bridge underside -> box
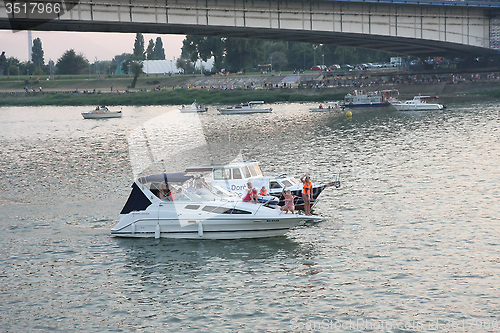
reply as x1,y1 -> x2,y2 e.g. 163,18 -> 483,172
1,0 -> 498,57
2,19 -> 488,57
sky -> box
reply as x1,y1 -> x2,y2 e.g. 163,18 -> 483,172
0,31 -> 185,63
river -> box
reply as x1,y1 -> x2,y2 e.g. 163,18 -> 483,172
0,100 -> 498,332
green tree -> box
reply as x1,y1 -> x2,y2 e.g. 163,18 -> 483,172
0,51 -> 6,75
133,33 -> 145,59
154,37 -> 165,60
31,38 -> 44,68
176,57 -> 195,74
56,49 -> 89,74
130,60 -> 143,88
224,38 -> 264,71
146,39 -> 155,60
269,51 -> 288,71
182,36 -> 225,72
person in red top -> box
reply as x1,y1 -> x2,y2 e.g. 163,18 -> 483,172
300,174 -> 313,216
242,182 -> 258,203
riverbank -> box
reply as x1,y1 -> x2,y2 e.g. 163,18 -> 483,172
1,72 -> 500,106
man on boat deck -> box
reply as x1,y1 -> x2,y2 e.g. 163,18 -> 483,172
300,174 -> 314,216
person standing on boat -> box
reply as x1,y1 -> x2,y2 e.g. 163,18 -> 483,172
301,174 -> 313,216
281,186 -> 296,214
242,182 -> 258,203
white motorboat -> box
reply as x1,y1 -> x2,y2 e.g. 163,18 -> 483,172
111,172 -> 321,239
185,161 -> 340,211
310,101 -> 341,112
217,101 -> 272,115
392,96 -> 444,111
343,90 -> 397,108
82,106 -> 122,119
179,101 -> 208,113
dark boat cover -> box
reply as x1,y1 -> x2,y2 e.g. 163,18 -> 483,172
120,182 -> 152,214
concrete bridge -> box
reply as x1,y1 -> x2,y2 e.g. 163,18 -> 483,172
1,0 -> 500,56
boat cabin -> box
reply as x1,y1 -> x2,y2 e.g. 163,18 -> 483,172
185,161 -> 302,197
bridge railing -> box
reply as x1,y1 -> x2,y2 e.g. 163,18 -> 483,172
327,0 -> 500,8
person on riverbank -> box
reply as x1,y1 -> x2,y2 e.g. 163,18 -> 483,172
242,182 -> 258,203
300,174 -> 313,216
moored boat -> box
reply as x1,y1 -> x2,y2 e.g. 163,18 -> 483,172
111,172 -> 321,239
185,161 -> 340,211
217,101 -> 272,114
391,96 -> 444,111
82,106 -> 122,119
179,101 -> 208,113
343,90 -> 397,108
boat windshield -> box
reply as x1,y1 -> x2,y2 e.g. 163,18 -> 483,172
138,173 -> 238,202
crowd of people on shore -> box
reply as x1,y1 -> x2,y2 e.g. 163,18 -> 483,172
9,70 -> 500,95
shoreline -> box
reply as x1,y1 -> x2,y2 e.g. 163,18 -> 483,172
1,73 -> 500,106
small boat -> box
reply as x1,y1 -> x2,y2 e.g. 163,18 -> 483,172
392,96 -> 444,111
217,101 -> 272,115
111,172 -> 322,239
179,101 -> 208,113
185,161 -> 340,211
310,101 -> 341,112
343,90 -> 397,108
82,106 -> 122,119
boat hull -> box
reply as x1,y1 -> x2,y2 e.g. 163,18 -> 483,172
82,111 -> 122,119
180,108 -> 208,113
393,105 -> 443,111
344,102 -> 390,108
111,215 -> 319,239
218,108 -> 272,115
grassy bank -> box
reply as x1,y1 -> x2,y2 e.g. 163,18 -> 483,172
2,72 -> 500,106
0,88 -> 347,107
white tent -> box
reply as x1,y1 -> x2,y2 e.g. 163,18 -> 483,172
142,60 -> 180,74
142,59 -> 214,74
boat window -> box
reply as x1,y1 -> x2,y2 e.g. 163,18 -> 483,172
201,206 -> 251,214
242,166 -> 251,178
248,165 -> 257,177
185,205 -> 200,210
232,168 -> 242,179
224,208 -> 251,215
270,181 -> 282,189
253,164 -> 262,176
282,180 -> 293,187
213,168 -> 231,180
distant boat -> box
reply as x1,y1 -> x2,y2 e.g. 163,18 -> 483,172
310,101 -> 341,112
392,96 -> 444,111
82,106 -> 122,119
343,90 -> 397,107
217,101 -> 272,115
179,101 -> 208,113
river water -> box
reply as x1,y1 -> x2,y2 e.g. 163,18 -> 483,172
0,100 -> 498,332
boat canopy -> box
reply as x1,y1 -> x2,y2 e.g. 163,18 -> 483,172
137,173 -> 193,184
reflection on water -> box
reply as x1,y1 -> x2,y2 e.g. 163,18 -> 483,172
0,101 -> 499,332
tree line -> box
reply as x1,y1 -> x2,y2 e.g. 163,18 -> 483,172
179,36 -> 394,73
0,33 -> 166,77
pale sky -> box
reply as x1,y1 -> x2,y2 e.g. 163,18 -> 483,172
0,31 -> 185,63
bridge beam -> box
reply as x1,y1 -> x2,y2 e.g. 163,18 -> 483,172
0,0 -> 498,56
